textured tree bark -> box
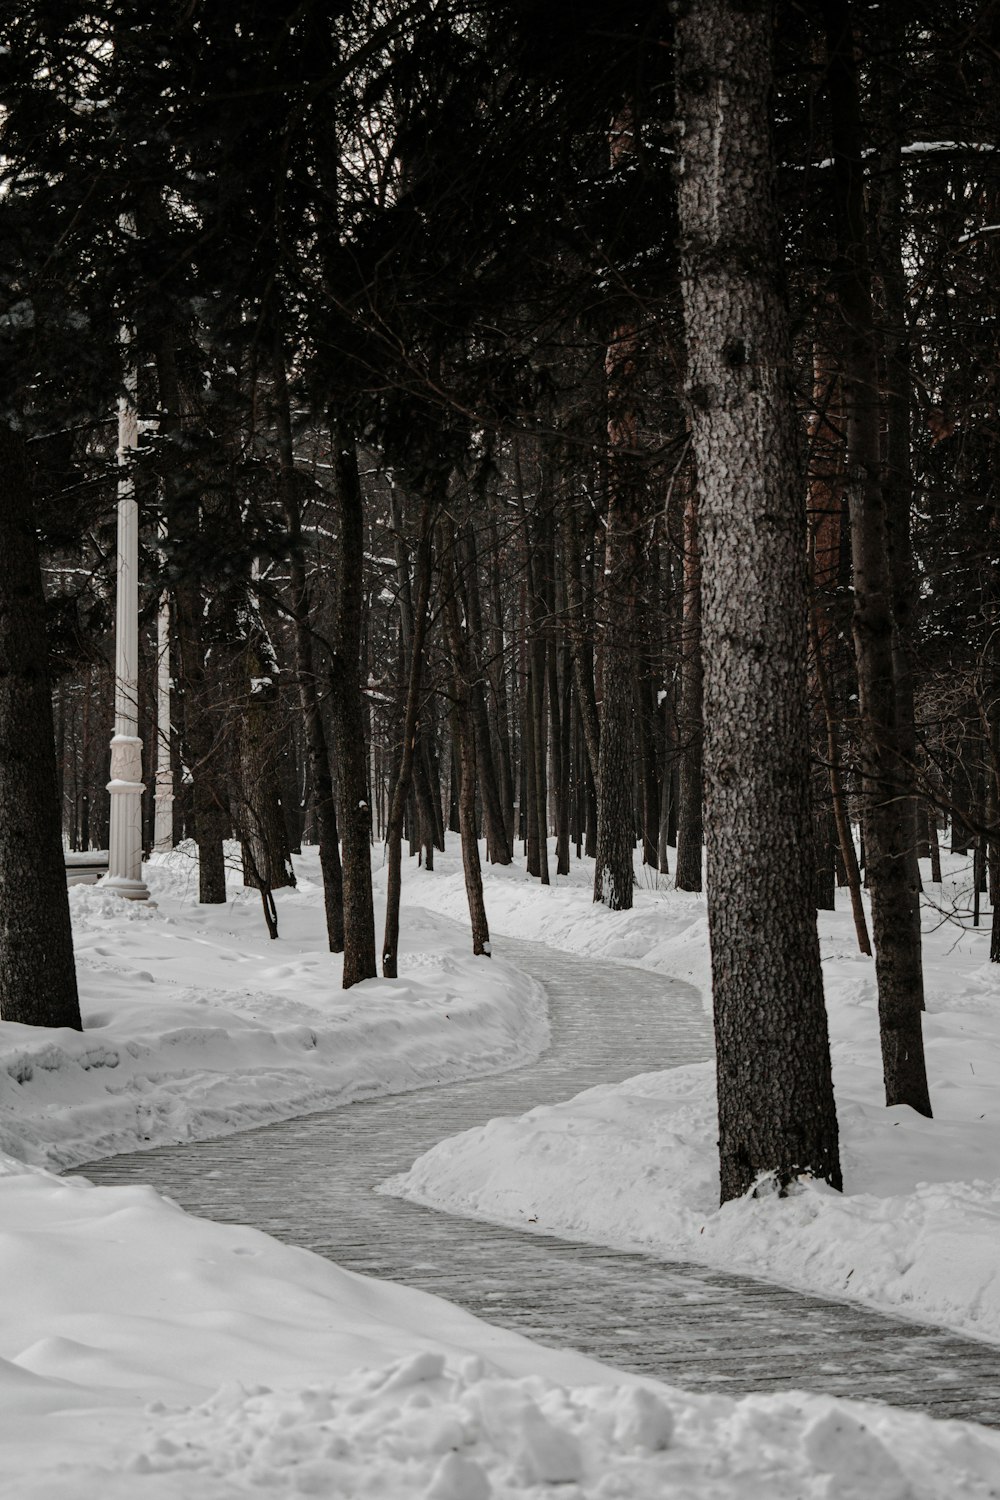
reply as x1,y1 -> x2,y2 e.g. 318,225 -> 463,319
383,503 -> 433,978
950,725 -> 973,854
486,513 -> 516,851
674,483 -> 703,892
676,0 -> 842,1202
439,528 -> 491,954
554,638 -> 573,876
529,630 -> 550,885
811,613 -> 872,956
415,739 -> 443,859
522,660 -> 539,874
929,813 -> 942,885
593,320 -> 640,911
807,318 -> 848,913
235,633 -> 295,911
635,673 -> 661,870
0,425 -> 83,1030
273,345 -> 343,951
327,430 -> 377,988
823,0 -> 931,1111
458,523 -> 513,866
876,20 -> 922,902
516,457 -> 551,883
439,523 -> 512,868
560,498 -> 601,788
156,340 -> 228,905
452,690 -> 491,956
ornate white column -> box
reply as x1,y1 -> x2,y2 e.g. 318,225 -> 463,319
153,582 -> 174,852
105,345 -> 150,899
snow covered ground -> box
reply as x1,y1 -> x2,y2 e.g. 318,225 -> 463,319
3,850 -> 547,1172
2,841 -> 1000,1493
389,845 -> 1000,1351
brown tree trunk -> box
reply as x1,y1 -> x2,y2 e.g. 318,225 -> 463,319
486,513 -> 516,851
594,315 -> 640,910
237,643 -> 295,892
272,344 -> 344,950
808,308 -> 849,913
560,496 -> 601,787
812,615 -> 872,956
328,429 -> 376,987
824,0 -> 931,1111
440,528 -> 491,954
554,638 -> 573,876
0,425 -> 82,1030
677,0 -> 842,1202
157,340 -> 228,905
876,22 -> 922,901
458,522 -> 513,865
383,503 -> 433,977
674,482 -> 704,891
929,812 -> 943,885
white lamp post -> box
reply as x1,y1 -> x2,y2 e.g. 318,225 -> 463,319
104,345 -> 150,900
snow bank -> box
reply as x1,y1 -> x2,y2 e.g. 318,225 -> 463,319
0,841 -> 997,1493
3,1153 -> 1000,1498
387,846 -> 714,1003
0,848 -> 547,1171
389,845 -> 1000,1347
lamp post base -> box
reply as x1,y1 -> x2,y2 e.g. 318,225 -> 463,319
100,874 -> 151,901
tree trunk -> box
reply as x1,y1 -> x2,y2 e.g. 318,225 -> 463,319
677,0 -> 842,1202
328,429 -> 376,987
674,482 -> 704,891
0,425 -> 82,1030
383,503 -> 433,977
929,812 -> 942,884
876,20 -> 922,903
236,633 -> 295,906
824,0 -> 931,1110
272,343 -> 344,950
554,638 -> 573,875
459,523 -> 513,865
560,497 -> 601,788
812,614 -> 872,956
156,339 -> 228,905
593,319 -> 640,910
440,523 -> 491,956
452,695 -> 491,956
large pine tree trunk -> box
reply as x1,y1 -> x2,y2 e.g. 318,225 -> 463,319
0,425 -> 82,1030
823,0 -> 931,1114
676,0 -> 842,1203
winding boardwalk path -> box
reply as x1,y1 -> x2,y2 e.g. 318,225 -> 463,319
80,932 -> 1000,1426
